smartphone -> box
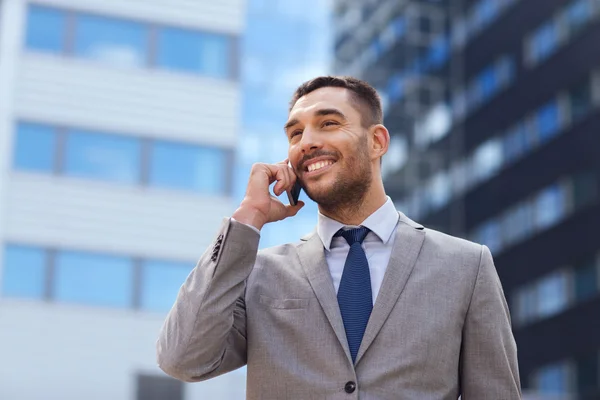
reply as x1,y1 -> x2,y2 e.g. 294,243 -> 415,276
287,180 -> 302,206
286,161 -> 303,206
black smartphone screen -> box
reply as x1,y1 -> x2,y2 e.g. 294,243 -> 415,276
287,180 -> 302,206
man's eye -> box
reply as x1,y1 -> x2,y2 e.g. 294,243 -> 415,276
291,130 -> 303,138
322,121 -> 338,127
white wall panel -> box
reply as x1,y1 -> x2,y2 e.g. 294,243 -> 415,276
33,0 -> 246,34
3,174 -> 234,261
0,300 -> 247,400
14,55 -> 240,148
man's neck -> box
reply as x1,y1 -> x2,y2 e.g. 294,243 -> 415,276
319,190 -> 388,226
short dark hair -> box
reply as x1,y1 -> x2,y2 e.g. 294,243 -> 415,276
289,76 -> 383,128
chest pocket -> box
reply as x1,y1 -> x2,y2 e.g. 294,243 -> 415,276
259,294 -> 310,309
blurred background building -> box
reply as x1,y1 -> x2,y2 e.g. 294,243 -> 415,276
0,0 -> 246,398
0,0 -> 332,399
333,0 -> 600,398
2,0 -> 600,398
235,0 -> 332,248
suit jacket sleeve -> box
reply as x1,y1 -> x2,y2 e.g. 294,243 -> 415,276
156,218 -> 260,382
460,245 -> 522,399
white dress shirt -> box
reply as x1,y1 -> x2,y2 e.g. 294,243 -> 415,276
316,197 -> 399,305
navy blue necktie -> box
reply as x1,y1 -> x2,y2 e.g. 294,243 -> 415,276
335,227 -> 372,363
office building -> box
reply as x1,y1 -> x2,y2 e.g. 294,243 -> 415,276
0,0 -> 245,399
334,0 -> 600,397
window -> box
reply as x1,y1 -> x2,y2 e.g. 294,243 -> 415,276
2,245 -> 46,299
64,130 -> 141,183
503,203 -> 534,245
478,67 -> 497,101
136,374 -> 183,400
54,251 -> 134,308
565,0 -> 592,34
503,122 -> 530,163
387,74 -> 405,101
534,184 -> 565,229
472,139 -> 503,182
535,100 -> 562,142
13,123 -> 56,172
537,271 -> 570,318
25,5 -> 66,53
140,260 -> 192,312
533,362 -> 572,394
514,286 -> 537,325
528,20 -> 560,65
149,141 -> 228,194
157,28 -> 231,78
574,259 -> 598,302
426,35 -> 449,69
475,220 -> 502,254
74,14 -> 148,67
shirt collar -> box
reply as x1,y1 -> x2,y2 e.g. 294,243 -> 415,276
317,196 -> 399,251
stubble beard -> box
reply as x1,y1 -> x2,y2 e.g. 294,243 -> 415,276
302,139 -> 373,218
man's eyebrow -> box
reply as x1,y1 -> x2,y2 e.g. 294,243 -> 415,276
314,108 -> 347,120
284,108 -> 347,133
284,118 -> 300,132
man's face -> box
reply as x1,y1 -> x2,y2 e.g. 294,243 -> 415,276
285,87 -> 374,208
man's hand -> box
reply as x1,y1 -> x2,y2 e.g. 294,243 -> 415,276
232,160 -> 305,231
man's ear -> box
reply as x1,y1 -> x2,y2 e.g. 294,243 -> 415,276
370,124 -> 390,161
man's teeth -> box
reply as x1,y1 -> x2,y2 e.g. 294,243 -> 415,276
307,160 -> 334,172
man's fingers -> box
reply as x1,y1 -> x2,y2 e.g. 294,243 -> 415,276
286,201 -> 305,217
272,165 -> 290,196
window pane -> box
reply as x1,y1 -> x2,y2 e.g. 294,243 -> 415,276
566,0 -> 592,33
536,363 -> 570,394
54,251 -> 133,307
530,21 -> 560,64
157,28 -> 230,78
473,139 -> 503,181
534,184 -> 565,229
64,130 -> 141,183
537,271 -> 569,318
141,260 -> 193,312
2,245 -> 46,299
150,141 -> 227,194
13,123 -> 56,172
75,14 -> 148,67
536,100 -> 561,142
25,5 -> 66,53
574,260 -> 597,302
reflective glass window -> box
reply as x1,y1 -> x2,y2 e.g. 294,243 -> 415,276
140,260 -> 193,312
74,14 -> 148,67
157,28 -> 231,78
25,5 -> 66,53
64,130 -> 141,183
54,251 -> 133,308
1,245 -> 46,299
149,141 -> 228,194
13,123 -> 56,172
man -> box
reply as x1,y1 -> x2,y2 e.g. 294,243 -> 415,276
157,76 -> 521,399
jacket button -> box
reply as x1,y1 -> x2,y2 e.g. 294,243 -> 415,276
344,381 -> 356,393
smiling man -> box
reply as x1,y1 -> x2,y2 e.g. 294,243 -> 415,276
157,76 -> 522,399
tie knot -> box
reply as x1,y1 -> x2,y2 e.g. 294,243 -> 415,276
335,226 -> 370,245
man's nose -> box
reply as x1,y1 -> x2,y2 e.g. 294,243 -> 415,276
299,128 -> 323,154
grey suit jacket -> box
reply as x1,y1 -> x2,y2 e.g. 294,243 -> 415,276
157,212 -> 521,399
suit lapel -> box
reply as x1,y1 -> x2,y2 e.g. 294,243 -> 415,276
354,212 -> 426,365
297,233 -> 352,364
